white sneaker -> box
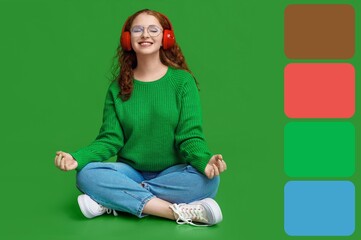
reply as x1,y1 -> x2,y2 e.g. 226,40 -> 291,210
169,198 -> 223,226
77,194 -> 118,219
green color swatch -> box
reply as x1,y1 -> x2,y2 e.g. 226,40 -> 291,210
284,122 -> 355,177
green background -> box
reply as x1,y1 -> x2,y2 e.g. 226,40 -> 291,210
0,0 -> 359,239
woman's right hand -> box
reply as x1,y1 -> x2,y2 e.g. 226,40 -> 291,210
54,151 -> 78,171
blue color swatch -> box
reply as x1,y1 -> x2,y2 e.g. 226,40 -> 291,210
284,181 -> 355,236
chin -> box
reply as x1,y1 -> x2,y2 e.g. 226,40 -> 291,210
134,48 -> 161,56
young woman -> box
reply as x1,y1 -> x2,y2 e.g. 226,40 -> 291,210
54,9 -> 227,226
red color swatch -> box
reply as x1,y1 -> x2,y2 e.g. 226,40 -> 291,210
284,63 -> 354,118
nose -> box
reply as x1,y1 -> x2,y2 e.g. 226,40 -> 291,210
141,28 -> 150,38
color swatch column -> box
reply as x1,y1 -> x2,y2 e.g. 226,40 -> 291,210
283,4 -> 355,236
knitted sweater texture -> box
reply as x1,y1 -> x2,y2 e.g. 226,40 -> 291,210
71,67 -> 212,174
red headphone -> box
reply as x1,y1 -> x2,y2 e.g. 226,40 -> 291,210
120,13 -> 175,51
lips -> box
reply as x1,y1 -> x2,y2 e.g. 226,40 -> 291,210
138,41 -> 153,46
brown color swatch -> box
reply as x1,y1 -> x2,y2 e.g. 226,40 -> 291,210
284,4 -> 355,59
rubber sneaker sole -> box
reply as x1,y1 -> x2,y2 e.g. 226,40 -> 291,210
191,198 -> 223,225
77,195 -> 96,219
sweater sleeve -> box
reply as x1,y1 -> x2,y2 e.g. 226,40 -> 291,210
70,83 -> 124,171
174,76 -> 212,175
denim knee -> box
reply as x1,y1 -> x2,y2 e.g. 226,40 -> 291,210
207,175 -> 220,198
189,165 -> 220,198
76,163 -> 98,193
185,165 -> 220,198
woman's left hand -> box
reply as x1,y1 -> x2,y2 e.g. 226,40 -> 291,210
204,154 -> 227,179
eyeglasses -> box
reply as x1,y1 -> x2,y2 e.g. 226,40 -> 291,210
130,25 -> 163,37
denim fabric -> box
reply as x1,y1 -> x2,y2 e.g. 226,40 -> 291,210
76,162 -> 220,218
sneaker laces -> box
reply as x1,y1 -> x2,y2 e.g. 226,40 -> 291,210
99,205 -> 118,216
169,204 -> 209,227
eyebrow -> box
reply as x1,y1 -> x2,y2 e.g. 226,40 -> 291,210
131,24 -> 161,28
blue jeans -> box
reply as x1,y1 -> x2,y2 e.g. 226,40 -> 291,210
76,162 -> 220,218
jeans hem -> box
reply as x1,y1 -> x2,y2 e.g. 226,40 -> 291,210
136,195 -> 156,218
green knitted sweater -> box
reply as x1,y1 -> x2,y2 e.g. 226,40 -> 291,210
70,67 -> 212,174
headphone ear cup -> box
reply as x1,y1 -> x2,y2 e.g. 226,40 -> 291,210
163,29 -> 175,50
121,31 -> 132,51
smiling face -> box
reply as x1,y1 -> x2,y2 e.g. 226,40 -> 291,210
130,13 -> 163,56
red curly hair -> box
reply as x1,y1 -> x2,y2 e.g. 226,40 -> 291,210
111,9 -> 198,101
